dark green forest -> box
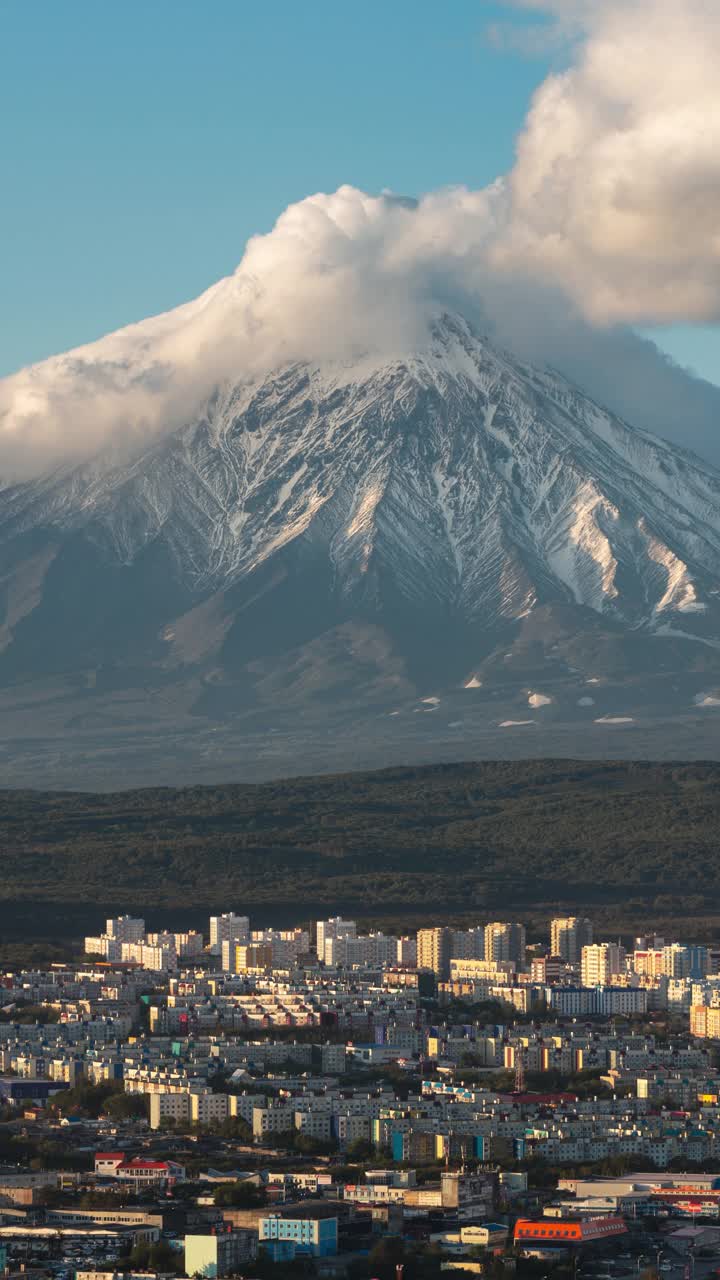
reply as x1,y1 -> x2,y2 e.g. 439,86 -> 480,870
2,759 -> 720,943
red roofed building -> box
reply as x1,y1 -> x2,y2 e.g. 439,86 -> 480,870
96,1155 -> 185,1185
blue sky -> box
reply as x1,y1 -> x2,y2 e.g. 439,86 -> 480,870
1,0 -> 717,385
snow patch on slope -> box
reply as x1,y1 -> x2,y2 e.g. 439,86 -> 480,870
544,484 -> 620,611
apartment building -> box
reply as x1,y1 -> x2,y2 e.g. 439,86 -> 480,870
550,917 -> 593,965
259,1212 -> 338,1258
397,936 -> 418,966
325,932 -> 398,968
185,1230 -> 257,1276
209,913 -> 250,956
690,1005 -> 720,1039
316,917 -> 357,963
581,943 -> 626,987
417,928 -> 452,981
449,927 -> 486,961
121,942 -> 177,971
105,916 -> 145,944
484,922 -> 526,969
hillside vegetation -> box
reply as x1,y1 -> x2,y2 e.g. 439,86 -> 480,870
1,760 -> 719,940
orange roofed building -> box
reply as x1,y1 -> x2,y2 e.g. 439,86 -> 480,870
514,1217 -> 628,1251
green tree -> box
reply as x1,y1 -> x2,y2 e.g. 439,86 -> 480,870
213,1180 -> 267,1208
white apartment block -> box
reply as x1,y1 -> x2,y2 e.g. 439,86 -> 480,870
84,936 -> 122,960
317,917 -> 356,962
105,916 -> 145,943
149,1092 -> 191,1128
325,932 -> 398,968
581,943 -> 626,987
121,942 -> 177,971
251,928 -> 311,966
294,1109 -> 333,1140
209,913 -> 250,955
253,1105 -> 294,1139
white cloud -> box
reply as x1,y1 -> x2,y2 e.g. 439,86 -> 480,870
497,0 -> 720,324
1,0 -> 719,480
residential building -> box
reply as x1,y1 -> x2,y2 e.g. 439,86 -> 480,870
317,917 -> 356,963
259,1212 -> 338,1257
484,922 -> 526,969
663,945 -> 691,979
550,917 -> 593,965
691,1005 -> 720,1039
185,1230 -> 257,1277
450,927 -> 486,961
229,943 -> 274,973
417,928 -> 452,981
173,931 -> 204,958
209,913 -> 250,955
105,916 -> 145,943
581,943 -> 625,987
120,941 -> 176,971
397,936 -> 418,966
325,932 -> 398,968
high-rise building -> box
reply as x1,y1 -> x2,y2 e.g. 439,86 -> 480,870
397,936 -> 418,967
84,934 -> 121,960
121,941 -> 176,970
550,917 -> 593,965
581,942 -> 625,987
632,949 -> 664,977
173,931 -> 204,958
662,944 -> 690,979
688,945 -> 710,979
316,917 -> 356,963
417,927 -> 452,980
484,922 -> 526,969
635,934 -> 665,951
232,943 -> 274,972
209,913 -> 250,955
450,927 -> 486,961
105,915 -> 145,943
325,932 -> 399,968
531,954 -> 565,984
252,928 -> 311,967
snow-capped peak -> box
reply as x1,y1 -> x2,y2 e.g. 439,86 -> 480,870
1,312 -> 719,652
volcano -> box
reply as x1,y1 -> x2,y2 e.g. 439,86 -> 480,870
1,312 -> 720,787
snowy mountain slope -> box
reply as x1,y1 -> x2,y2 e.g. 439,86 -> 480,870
0,311 -> 719,784
2,315 -> 719,619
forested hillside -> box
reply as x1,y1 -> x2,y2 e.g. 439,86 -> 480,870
1,760 -> 719,942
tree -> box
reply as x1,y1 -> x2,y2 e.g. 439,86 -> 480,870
128,1240 -> 182,1273
217,1115 -> 253,1141
344,1138 -> 375,1161
105,1091 -> 149,1121
367,1236 -> 407,1280
48,1080 -> 126,1119
214,1180 -> 267,1208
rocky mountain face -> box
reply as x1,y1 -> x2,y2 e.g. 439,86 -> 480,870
1,314 -> 720,787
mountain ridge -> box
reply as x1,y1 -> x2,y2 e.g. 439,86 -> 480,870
1,312 -> 719,786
